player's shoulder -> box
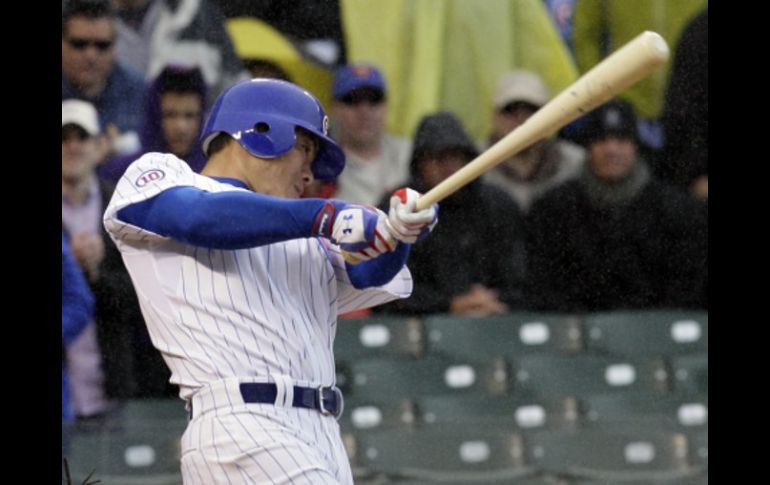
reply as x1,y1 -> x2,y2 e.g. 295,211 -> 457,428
123,152 -> 192,178
117,152 -> 196,191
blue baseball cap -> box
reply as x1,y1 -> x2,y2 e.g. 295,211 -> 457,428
332,64 -> 386,100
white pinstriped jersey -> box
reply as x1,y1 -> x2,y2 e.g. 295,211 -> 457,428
103,153 -> 413,400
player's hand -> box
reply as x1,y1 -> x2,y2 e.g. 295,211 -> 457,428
386,188 -> 439,244
312,201 -> 396,263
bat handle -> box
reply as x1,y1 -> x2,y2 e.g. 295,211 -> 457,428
415,191 -> 440,212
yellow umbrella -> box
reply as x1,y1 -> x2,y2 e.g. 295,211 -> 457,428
226,17 -> 333,108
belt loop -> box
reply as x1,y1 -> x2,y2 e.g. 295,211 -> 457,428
273,374 -> 294,409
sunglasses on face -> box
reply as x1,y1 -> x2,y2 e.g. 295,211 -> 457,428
338,90 -> 385,106
66,37 -> 114,52
499,101 -> 539,116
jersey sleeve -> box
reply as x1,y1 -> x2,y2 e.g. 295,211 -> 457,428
103,153 -> 200,243
319,239 -> 413,313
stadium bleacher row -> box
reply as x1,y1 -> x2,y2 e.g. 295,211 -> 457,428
64,310 -> 707,484
337,311 -> 707,484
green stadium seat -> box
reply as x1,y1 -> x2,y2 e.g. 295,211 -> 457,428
581,392 -> 708,431
423,313 -> 583,363
349,425 -> 534,483
338,397 -> 417,432
415,394 -> 580,432
64,400 -> 186,484
526,428 -> 703,481
671,354 -> 709,394
343,354 -> 511,401
583,310 -> 708,357
334,316 -> 425,362
689,428 -> 708,470
512,355 -> 669,399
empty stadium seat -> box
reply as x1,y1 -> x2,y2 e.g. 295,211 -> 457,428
348,425 -> 534,483
583,310 -> 708,357
338,397 -> 417,432
581,392 -> 708,431
64,400 -> 187,484
525,428 -> 702,482
416,394 -> 580,432
671,354 -> 709,394
512,355 -> 669,399
334,316 -> 425,362
343,354 -> 511,401
423,313 -> 583,363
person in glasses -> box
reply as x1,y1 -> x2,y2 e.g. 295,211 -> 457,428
62,0 -> 148,158
329,64 -> 412,206
482,70 -> 585,216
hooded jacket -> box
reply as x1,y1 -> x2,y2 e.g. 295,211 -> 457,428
376,112 -> 528,314
99,65 -> 208,183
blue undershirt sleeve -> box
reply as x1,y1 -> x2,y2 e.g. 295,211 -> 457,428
346,242 -> 411,289
117,185 -> 410,289
117,186 -> 327,249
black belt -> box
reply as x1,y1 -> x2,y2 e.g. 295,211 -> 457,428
190,383 -> 344,419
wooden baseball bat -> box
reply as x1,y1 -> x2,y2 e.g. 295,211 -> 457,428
415,30 -> 670,211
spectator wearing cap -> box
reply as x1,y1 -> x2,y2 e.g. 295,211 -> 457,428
526,99 -> 708,312
62,99 -> 153,407
376,112 -> 527,316
483,70 -> 586,215
329,63 -> 412,206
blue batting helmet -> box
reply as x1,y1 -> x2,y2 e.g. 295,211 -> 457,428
201,79 -> 345,180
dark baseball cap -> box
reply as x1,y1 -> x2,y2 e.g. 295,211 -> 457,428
582,100 -> 639,145
332,64 -> 386,100
410,112 -> 479,170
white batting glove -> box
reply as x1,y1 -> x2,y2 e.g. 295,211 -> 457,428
338,207 -> 397,264
312,200 -> 396,264
386,188 -> 439,244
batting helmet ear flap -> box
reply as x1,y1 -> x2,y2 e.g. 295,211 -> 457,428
231,116 -> 297,160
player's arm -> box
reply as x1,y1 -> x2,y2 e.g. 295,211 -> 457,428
116,185 -> 388,252
345,242 -> 410,288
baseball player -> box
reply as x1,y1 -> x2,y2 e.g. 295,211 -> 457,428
103,79 -> 438,484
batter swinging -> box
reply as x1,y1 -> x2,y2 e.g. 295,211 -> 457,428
103,79 -> 437,484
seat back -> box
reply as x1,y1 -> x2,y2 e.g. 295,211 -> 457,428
581,392 -> 708,431
423,313 -> 583,363
334,315 -> 425,362
671,353 -> 709,394
343,354 -> 511,402
526,428 -> 702,481
583,310 -> 708,356
512,354 -> 670,399
416,394 -> 580,432
349,425 -> 533,483
65,400 -> 187,484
